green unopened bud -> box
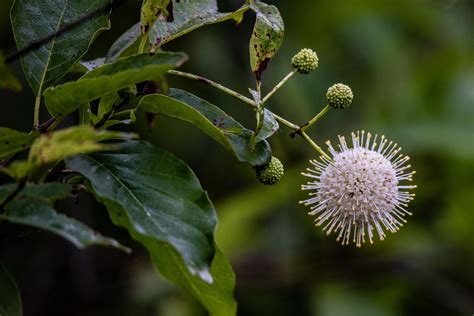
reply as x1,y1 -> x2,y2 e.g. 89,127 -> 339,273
255,156 -> 284,185
291,48 -> 318,74
326,83 -> 353,109
118,85 -> 137,101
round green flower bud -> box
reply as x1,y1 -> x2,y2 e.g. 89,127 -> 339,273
255,156 -> 285,185
291,48 -> 319,74
326,83 -> 353,109
118,85 -> 137,101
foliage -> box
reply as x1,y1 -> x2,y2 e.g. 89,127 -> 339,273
0,0 -> 307,314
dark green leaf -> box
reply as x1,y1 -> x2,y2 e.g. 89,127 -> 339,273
136,89 -> 271,166
44,52 -> 187,117
0,128 -> 38,160
149,0 -> 248,48
66,140 -> 216,280
139,241 -> 236,316
97,93 -> 120,120
66,140 -> 237,314
11,0 -> 111,95
249,2 -> 284,80
105,24 -> 141,63
0,52 -> 21,92
78,104 -> 93,125
0,264 -> 22,316
0,183 -> 130,252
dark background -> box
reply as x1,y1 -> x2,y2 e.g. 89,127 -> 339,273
1,0 -> 473,315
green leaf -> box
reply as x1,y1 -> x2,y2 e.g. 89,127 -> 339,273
78,104 -> 93,125
28,126 -> 134,166
65,140 -> 216,279
0,128 -> 38,160
149,0 -> 248,48
144,243 -> 236,316
65,140 -> 236,315
0,183 -> 130,252
136,88 -> 271,166
1,126 -> 134,180
141,0 -> 170,35
97,93 -> 120,120
105,24 -> 141,63
255,109 -> 279,143
11,0 -> 111,95
0,264 -> 22,316
249,2 -> 284,80
0,52 -> 21,92
44,52 -> 187,118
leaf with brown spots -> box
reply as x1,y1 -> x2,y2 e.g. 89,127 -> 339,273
249,2 -> 284,81
140,0 -> 170,36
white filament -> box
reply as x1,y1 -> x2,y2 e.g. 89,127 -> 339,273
300,131 -> 416,247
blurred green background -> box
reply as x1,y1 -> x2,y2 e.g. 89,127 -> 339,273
1,0 -> 473,315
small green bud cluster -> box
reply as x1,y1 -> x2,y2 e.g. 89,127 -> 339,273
118,85 -> 138,101
326,83 -> 353,109
255,156 -> 285,185
291,48 -> 318,74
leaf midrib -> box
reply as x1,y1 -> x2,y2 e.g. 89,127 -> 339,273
36,0 -> 69,96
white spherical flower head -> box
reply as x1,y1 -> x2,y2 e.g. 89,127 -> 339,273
300,131 -> 416,247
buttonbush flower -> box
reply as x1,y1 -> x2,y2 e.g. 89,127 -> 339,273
300,131 -> 416,246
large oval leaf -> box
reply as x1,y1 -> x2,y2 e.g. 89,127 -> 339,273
0,264 -> 22,316
11,0 -> 111,95
65,140 -> 217,280
136,88 -> 271,166
65,140 -> 237,315
44,52 -> 187,118
249,2 -> 284,80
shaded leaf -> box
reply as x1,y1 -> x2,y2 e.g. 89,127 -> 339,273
66,140 -> 237,315
249,2 -> 284,80
136,88 -> 272,166
149,0 -> 248,48
0,161 -> 32,181
97,92 -> 120,120
44,52 -> 187,118
105,23 -> 141,63
78,104 -> 93,125
0,52 -> 21,92
11,0 -> 111,95
0,183 -> 130,252
0,264 -> 22,316
0,128 -> 38,160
